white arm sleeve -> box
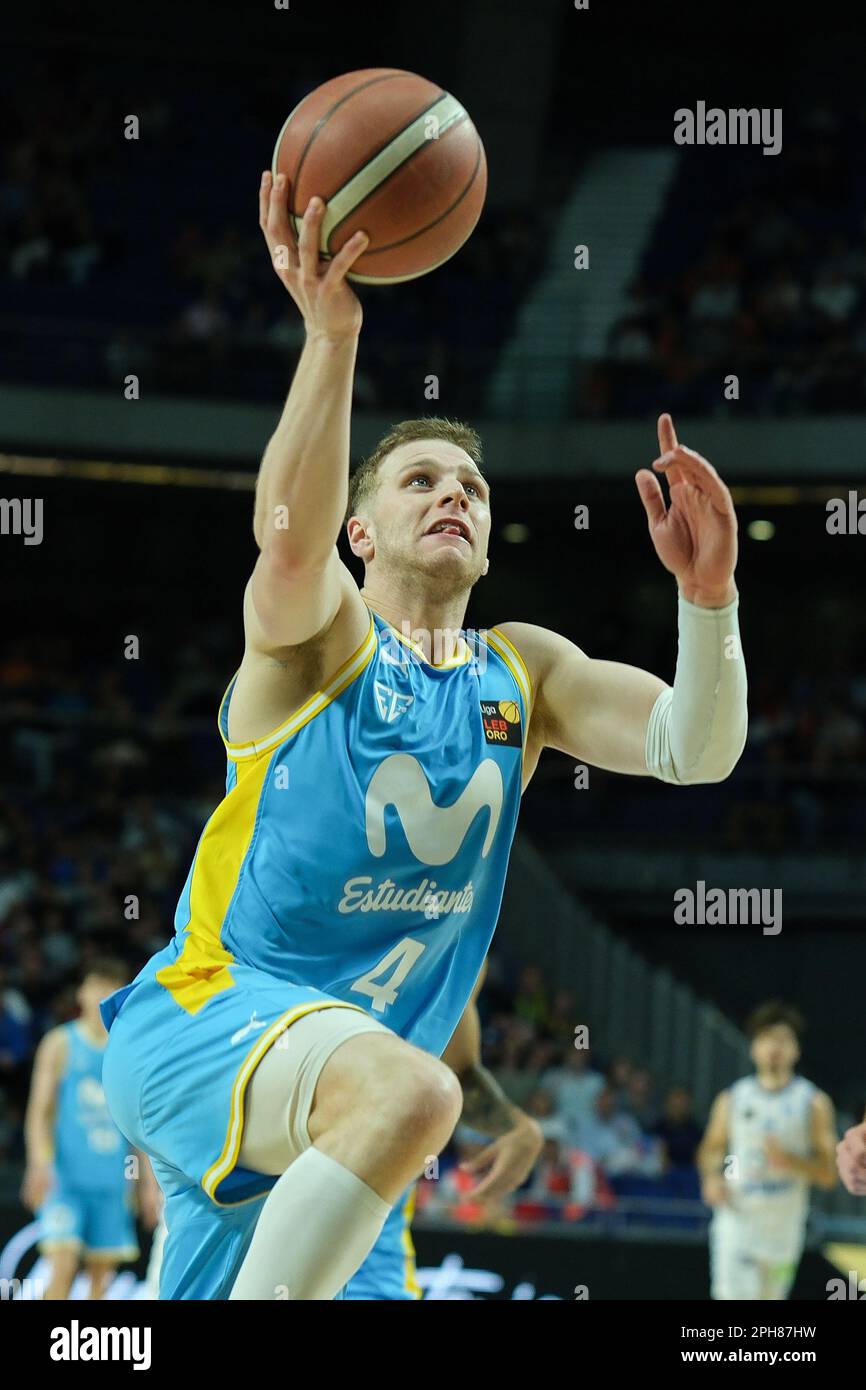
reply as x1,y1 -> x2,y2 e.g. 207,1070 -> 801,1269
644,594 -> 748,785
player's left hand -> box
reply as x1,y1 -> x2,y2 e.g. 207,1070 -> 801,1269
458,1116 -> 544,1201
635,414 -> 738,608
836,1121 -> 866,1195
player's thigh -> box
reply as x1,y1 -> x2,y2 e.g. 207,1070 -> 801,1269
238,1004 -> 393,1174
298,1015 -> 460,1146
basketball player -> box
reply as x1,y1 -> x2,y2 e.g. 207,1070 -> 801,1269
698,1002 -> 837,1300
345,960 -> 543,1299
20,960 -> 152,1299
836,1112 -> 866,1195
99,171 -> 748,1300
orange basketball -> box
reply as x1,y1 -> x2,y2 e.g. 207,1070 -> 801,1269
271,68 -> 487,284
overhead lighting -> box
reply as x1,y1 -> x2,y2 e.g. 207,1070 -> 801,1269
747,519 -> 775,541
501,522 -> 529,543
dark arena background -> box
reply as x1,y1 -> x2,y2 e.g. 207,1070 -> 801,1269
2,0 -> 866,1360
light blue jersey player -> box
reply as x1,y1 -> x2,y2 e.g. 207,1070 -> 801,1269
21,962 -> 139,1299
100,597 -> 531,1299
99,172 -> 747,1301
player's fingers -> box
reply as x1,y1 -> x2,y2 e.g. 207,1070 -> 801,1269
841,1127 -> 866,1167
265,173 -> 297,263
657,412 -> 678,456
468,1160 -> 509,1199
297,196 -> 325,279
655,447 -> 734,514
635,468 -> 667,528
322,229 -> 370,288
258,170 -> 272,230
651,450 -> 688,489
265,172 -> 292,235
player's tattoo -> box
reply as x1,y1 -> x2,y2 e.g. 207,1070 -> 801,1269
459,1062 -> 516,1137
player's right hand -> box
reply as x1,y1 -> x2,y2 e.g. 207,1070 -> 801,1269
700,1173 -> 730,1208
836,1121 -> 866,1195
20,1161 -> 53,1212
258,171 -> 369,341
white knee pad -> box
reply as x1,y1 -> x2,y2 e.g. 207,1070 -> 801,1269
239,1007 -> 390,1175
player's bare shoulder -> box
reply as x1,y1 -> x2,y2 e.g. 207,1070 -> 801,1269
227,558 -> 370,746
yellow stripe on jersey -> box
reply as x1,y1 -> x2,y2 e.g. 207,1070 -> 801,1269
486,627 -> 533,716
218,610 -> 378,762
203,1000 -> 369,1205
161,614 -> 379,1014
155,751 -> 273,1014
486,628 -> 533,770
402,1184 -> 423,1298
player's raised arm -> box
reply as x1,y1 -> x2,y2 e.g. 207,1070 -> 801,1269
248,171 -> 370,650
500,413 -> 747,782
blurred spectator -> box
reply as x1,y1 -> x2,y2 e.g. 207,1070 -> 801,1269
513,964 -> 549,1031
652,1085 -> 703,1169
623,1066 -> 659,1130
607,1054 -> 635,1106
573,1087 -> 664,1177
540,1047 -> 606,1143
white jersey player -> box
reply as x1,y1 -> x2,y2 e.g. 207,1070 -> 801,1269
697,1002 -> 837,1300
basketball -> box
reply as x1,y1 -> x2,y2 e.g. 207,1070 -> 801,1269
500,700 -> 520,724
271,67 -> 487,284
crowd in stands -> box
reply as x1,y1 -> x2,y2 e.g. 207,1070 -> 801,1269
589,107 -> 866,417
0,64 -> 536,411
415,962 -> 703,1226
4,70 -> 864,418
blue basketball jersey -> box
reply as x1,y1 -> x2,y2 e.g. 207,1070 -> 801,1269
104,605 -> 531,1057
54,1022 -> 129,1192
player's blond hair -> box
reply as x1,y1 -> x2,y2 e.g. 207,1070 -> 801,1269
345,417 -> 484,524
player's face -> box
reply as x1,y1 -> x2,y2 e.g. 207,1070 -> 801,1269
751,1023 -> 800,1075
368,440 -> 491,591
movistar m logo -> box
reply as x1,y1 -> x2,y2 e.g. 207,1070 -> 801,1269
365,754 -> 503,866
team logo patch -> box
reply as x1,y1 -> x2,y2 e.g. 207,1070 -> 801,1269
374,682 -> 414,723
480,699 -> 522,747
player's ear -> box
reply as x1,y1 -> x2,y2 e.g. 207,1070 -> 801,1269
347,515 -> 374,562
481,558 -> 489,577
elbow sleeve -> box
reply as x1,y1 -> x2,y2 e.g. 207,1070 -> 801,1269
645,594 -> 748,785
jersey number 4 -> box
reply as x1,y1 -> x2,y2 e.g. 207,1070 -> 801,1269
350,938 -> 426,1013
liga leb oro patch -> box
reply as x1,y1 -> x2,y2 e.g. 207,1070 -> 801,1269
480,699 -> 523,747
